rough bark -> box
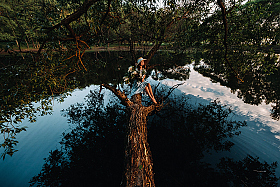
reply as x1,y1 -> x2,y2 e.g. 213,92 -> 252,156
102,83 -> 158,187
102,72 -> 160,187
125,94 -> 155,187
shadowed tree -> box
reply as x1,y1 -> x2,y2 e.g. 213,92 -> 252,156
218,155 -> 279,186
2,0 -> 279,185
29,89 -> 278,186
192,0 -> 280,120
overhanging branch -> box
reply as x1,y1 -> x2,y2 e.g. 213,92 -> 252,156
43,0 -> 100,33
145,11 -> 190,67
36,0 -> 103,58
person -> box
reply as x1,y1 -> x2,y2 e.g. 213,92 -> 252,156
124,57 -> 157,104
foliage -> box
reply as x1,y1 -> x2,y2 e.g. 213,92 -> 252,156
192,0 -> 280,119
29,89 -> 279,186
123,65 -> 146,84
218,155 -> 279,186
0,49 -> 132,158
30,90 -> 127,186
0,0 -> 43,51
195,48 -> 280,120
0,0 -> 279,173
149,88 -> 247,155
149,51 -> 191,80
196,0 -> 280,74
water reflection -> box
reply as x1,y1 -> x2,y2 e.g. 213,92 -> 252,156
166,66 -> 280,140
0,74 -> 279,186
0,86 -> 94,187
195,50 -> 280,120
0,51 -> 189,158
0,51 -> 130,158
1,51 -> 280,186
162,66 -> 280,180
29,87 -> 279,186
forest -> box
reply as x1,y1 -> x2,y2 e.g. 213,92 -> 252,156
1,0 -> 280,186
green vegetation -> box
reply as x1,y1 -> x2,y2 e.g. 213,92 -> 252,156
0,0 -> 279,185
29,90 -> 278,186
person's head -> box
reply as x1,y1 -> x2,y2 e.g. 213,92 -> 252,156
137,57 -> 146,68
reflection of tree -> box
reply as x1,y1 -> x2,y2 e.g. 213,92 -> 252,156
192,0 -> 280,120
195,50 -> 280,120
30,90 -> 278,186
2,1 -> 279,183
218,155 -> 279,186
0,50 -> 130,159
29,90 -> 127,186
0,46 -> 189,161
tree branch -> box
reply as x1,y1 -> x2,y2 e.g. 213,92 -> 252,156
145,42 -> 162,67
217,0 -> 243,82
35,0 -> 103,59
163,82 -> 185,101
145,11 -> 189,67
43,0 -> 100,33
101,84 -> 133,107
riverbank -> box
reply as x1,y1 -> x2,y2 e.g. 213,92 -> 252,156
1,45 -> 279,55
0,45 -> 167,55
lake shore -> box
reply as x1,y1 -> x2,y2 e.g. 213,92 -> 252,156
0,45 -> 166,55
1,45 -> 280,55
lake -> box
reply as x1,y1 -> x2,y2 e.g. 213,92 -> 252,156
0,65 -> 279,186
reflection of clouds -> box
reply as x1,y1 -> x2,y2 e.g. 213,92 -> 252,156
160,66 -> 280,139
156,66 -> 280,177
0,85 -> 98,187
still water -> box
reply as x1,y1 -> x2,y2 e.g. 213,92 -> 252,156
0,66 -> 279,186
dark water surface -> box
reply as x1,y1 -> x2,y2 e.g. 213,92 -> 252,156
0,66 -> 279,186
164,66 -> 280,178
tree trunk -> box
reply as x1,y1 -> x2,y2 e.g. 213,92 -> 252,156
102,84 -> 158,186
124,94 -> 155,187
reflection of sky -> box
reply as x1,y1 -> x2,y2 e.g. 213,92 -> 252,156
161,65 -> 280,139
0,65 -> 280,187
156,65 -> 280,178
0,86 -> 97,187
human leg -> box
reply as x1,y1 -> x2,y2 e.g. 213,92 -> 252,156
147,83 -> 155,98
145,83 -> 157,104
